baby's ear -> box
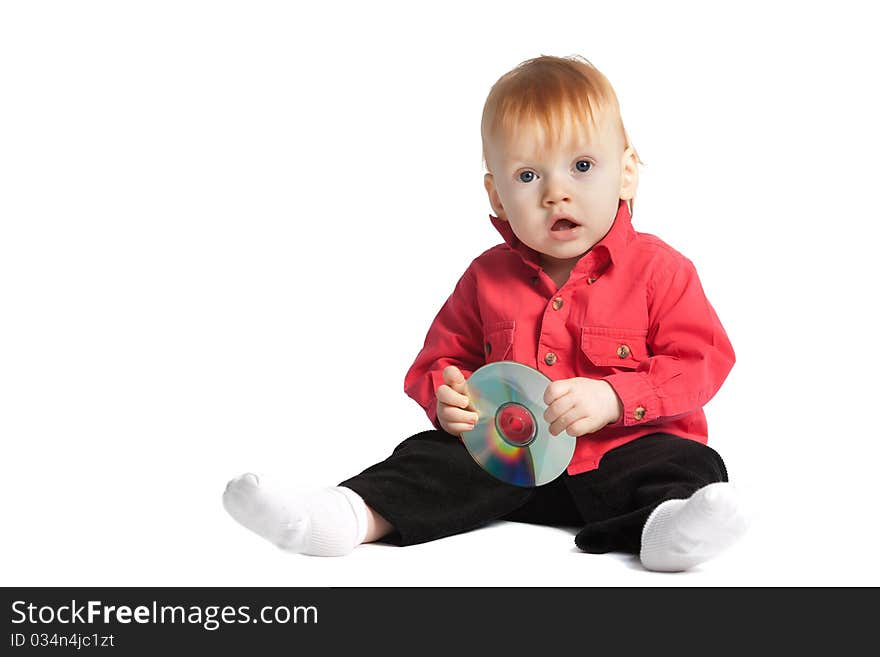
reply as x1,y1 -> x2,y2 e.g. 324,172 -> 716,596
484,173 -> 506,218
619,147 -> 639,201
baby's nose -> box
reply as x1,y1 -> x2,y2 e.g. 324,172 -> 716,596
542,182 -> 571,205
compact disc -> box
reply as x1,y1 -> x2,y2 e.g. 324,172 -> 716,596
460,361 -> 575,487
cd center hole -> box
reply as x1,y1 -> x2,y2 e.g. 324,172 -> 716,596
496,403 -> 536,447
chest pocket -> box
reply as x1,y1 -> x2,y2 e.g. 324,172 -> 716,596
483,321 -> 515,363
580,326 -> 649,369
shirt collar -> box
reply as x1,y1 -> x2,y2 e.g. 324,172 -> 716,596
489,199 -> 635,275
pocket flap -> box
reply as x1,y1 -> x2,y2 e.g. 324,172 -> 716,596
580,326 -> 648,368
484,321 -> 515,361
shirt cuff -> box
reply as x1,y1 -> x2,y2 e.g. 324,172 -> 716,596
603,372 -> 659,427
426,370 -> 446,429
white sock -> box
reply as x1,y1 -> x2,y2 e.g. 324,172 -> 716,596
639,482 -> 750,572
222,473 -> 369,556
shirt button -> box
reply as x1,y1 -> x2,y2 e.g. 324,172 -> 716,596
617,344 -> 631,359
544,352 -> 558,366
552,297 -> 563,310
485,342 -> 492,356
587,276 -> 597,285
633,406 -> 646,421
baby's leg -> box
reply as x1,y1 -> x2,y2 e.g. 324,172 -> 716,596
570,433 -> 749,571
222,473 -> 392,556
337,430 -> 535,546
224,429 -> 535,554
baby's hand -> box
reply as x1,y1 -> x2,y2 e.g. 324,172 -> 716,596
436,365 -> 479,436
543,377 -> 624,437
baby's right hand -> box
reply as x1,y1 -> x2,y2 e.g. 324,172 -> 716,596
436,365 -> 479,436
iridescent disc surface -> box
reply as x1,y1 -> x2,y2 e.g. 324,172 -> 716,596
460,361 -> 575,487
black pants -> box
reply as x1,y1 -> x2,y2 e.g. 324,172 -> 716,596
339,430 -> 728,554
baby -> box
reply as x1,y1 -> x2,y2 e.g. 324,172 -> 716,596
223,54 -> 749,572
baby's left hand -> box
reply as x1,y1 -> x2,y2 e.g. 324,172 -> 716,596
543,377 -> 624,437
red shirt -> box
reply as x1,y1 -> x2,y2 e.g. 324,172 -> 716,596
403,199 -> 735,475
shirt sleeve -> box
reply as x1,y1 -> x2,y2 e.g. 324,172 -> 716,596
603,258 -> 735,427
403,265 -> 486,429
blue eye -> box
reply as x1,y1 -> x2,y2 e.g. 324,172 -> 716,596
518,171 -> 536,183
576,160 -> 592,172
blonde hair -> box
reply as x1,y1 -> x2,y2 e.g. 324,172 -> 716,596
480,54 -> 643,212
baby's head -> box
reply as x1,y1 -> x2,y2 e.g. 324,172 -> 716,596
481,55 -> 641,272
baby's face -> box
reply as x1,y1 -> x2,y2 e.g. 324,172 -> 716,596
484,115 -> 636,273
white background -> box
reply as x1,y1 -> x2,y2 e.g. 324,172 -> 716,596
1,0 -> 878,587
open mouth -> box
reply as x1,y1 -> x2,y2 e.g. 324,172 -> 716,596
551,218 -> 578,231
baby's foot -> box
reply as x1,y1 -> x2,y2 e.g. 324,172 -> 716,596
639,482 -> 750,572
222,474 -> 310,550
222,474 -> 367,556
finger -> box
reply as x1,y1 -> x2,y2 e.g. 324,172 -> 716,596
440,405 -> 480,426
444,366 -> 473,399
443,367 -> 475,408
445,422 -> 477,436
543,380 -> 570,407
548,401 -> 580,437
562,415 -> 605,437
443,365 -> 465,388
440,414 -> 479,437
437,384 -> 471,409
544,395 -> 577,431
